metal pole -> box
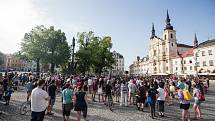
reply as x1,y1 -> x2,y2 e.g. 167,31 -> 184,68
71,37 -> 75,74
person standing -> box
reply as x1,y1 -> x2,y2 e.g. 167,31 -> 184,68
147,83 -> 158,119
178,86 -> 191,121
137,82 -> 147,111
74,86 -> 88,121
192,84 -> 203,120
114,80 -> 121,102
128,80 -> 137,105
31,79 -> 49,121
91,79 -> 97,102
4,86 -> 14,105
26,79 -> 33,102
157,82 -> 165,117
87,77 -> 93,94
47,80 -> 57,115
97,78 -> 104,103
62,83 -> 74,121
120,81 -> 128,106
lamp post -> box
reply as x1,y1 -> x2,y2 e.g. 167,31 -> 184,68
70,37 -> 76,74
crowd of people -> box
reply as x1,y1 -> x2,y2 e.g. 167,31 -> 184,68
0,72 -> 210,121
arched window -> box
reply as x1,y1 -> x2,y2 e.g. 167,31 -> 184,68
164,34 -> 166,40
171,33 -> 173,38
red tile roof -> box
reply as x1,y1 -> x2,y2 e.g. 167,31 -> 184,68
179,48 -> 194,58
177,43 -> 193,48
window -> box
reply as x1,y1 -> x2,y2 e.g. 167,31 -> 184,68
184,60 -> 186,64
162,52 -> 166,56
203,61 -> 207,66
209,60 -> 214,66
184,67 -> 187,70
189,60 -> 192,63
172,43 -> 174,46
190,66 -> 192,70
196,52 -> 199,57
208,50 -> 212,55
196,62 -> 200,67
164,34 -> 166,40
202,51 -> 205,56
153,50 -> 156,56
176,67 -> 178,71
166,60 -> 168,63
166,67 -> 168,71
171,33 -> 173,38
154,67 -> 157,71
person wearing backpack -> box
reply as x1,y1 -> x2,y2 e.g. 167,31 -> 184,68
178,86 -> 191,121
192,84 -> 204,120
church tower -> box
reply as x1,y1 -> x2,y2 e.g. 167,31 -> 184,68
194,33 -> 198,48
162,10 -> 178,73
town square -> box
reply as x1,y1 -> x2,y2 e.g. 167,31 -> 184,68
0,0 -> 215,121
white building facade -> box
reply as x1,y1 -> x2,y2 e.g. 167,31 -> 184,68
129,11 -> 215,76
111,51 -> 124,76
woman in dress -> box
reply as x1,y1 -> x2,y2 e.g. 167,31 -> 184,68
74,86 -> 88,121
114,80 -> 121,102
97,78 -> 104,102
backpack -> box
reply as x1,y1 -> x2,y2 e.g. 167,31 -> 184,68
183,90 -> 192,101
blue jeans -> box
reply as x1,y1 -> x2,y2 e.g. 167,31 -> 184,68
31,110 -> 46,121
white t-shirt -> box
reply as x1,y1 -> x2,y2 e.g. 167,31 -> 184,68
31,87 -> 49,112
157,88 -> 165,101
128,83 -> 136,93
88,79 -> 93,86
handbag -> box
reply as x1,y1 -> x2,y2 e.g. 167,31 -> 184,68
198,93 -> 205,101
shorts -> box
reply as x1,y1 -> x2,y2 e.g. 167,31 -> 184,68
129,92 -> 136,98
62,103 -> 73,116
194,99 -> 202,106
180,103 -> 190,110
137,96 -> 146,103
49,97 -> 56,106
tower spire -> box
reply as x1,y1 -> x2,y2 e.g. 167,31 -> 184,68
151,23 -> 156,39
194,33 -> 198,48
165,10 -> 173,30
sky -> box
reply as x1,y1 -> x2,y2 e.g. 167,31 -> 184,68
0,0 -> 215,70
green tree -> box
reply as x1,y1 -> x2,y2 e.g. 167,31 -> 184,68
21,25 -> 47,75
76,31 -> 115,75
21,25 -> 71,74
44,26 -> 71,73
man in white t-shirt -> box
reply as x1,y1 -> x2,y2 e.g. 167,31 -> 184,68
31,79 -> 49,121
88,78 -> 93,94
157,82 -> 165,117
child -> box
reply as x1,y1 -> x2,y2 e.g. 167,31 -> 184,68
4,86 -> 14,105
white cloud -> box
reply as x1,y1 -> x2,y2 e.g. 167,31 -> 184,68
0,0 -> 55,54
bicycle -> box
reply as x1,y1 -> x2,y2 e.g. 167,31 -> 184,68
20,100 -> 31,115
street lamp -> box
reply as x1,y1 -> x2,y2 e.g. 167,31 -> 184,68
70,37 -> 76,74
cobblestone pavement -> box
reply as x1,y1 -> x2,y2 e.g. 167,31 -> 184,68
0,83 -> 215,121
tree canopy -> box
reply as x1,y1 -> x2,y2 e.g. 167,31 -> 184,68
75,31 -> 115,75
21,25 -> 71,74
